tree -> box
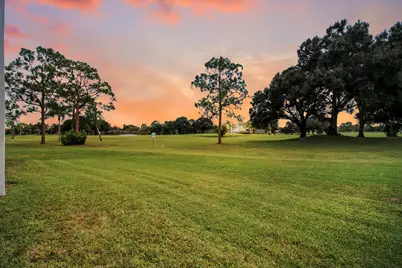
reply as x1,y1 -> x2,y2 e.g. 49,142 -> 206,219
174,117 -> 191,134
122,124 -> 139,133
245,120 -> 254,134
251,66 -> 326,138
193,117 -> 214,133
280,122 -> 299,135
48,100 -> 69,141
85,102 -> 104,141
338,122 -> 354,132
306,119 -> 325,135
342,21 -> 374,138
150,121 -> 163,135
5,47 -> 65,144
191,57 -> 248,144
59,59 -> 116,133
188,119 -> 196,134
319,20 -> 356,136
61,117 -> 90,133
371,22 -> 402,137
269,120 -> 279,134
162,121 -> 176,135
5,99 -> 25,143
250,90 -> 271,130
140,123 -> 150,135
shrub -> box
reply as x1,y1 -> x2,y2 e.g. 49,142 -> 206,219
61,130 -> 87,146
215,125 -> 228,137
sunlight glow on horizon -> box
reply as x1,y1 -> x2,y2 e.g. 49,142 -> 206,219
4,0 -> 402,126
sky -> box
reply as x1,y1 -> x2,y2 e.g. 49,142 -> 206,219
4,0 -> 402,127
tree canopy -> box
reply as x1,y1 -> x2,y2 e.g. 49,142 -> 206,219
5,46 -> 116,144
250,19 -> 402,138
191,57 -> 248,144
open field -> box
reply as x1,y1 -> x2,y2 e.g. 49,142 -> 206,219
1,134 -> 402,267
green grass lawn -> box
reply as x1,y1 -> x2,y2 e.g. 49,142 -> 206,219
1,134 -> 401,267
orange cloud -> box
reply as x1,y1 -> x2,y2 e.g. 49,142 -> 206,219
124,0 -> 255,23
148,8 -> 181,24
36,0 -> 101,11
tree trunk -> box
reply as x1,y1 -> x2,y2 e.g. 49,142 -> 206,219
218,109 -> 222,144
75,106 -> 80,133
328,91 -> 339,136
389,121 -> 395,137
11,122 -> 15,143
58,115 -> 61,142
40,109 -> 46,144
96,125 -> 103,142
357,119 -> 365,138
357,103 -> 365,138
299,120 -> 307,139
217,71 -> 222,145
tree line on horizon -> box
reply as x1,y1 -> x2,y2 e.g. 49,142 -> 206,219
4,19 -> 402,145
250,20 -> 402,138
4,116 -> 217,138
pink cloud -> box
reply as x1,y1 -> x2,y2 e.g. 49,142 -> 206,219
5,24 -> 28,38
124,0 -> 255,23
4,24 -> 28,55
36,0 -> 101,11
6,0 -> 49,24
52,22 -> 73,36
4,39 -> 20,55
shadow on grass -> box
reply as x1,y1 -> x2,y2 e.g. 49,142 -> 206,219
196,134 -> 243,139
242,135 -> 402,150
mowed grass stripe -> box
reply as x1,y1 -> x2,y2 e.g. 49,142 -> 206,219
1,134 -> 402,267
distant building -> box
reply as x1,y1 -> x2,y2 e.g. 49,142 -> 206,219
231,123 -> 248,133
230,123 -> 268,134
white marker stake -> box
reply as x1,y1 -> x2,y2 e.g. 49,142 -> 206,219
152,132 -> 156,149
0,0 -> 6,196
0,0 -> 5,196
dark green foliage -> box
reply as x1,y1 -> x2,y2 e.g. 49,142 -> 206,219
150,121 -> 163,135
58,59 -> 116,133
250,66 -> 326,138
279,122 -> 299,135
5,47 -> 66,144
339,122 -> 356,133
174,117 -> 192,134
249,91 -> 271,130
122,125 -> 140,133
5,99 -> 25,141
61,130 -> 87,146
215,124 -> 228,137
251,20 -> 402,139
370,22 -> 402,137
306,119 -> 325,135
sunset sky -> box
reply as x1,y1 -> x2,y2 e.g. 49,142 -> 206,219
5,0 -> 402,127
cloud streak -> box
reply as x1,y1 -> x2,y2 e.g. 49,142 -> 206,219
37,0 -> 101,11
4,24 -> 28,55
124,0 -> 255,23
